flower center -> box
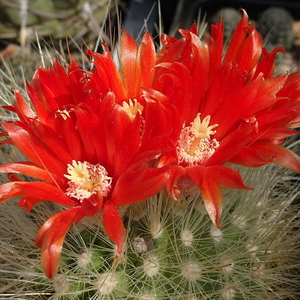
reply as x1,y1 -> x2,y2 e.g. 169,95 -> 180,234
177,114 -> 219,165
122,99 -> 144,121
64,160 -> 112,201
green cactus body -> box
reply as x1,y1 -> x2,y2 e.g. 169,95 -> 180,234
1,166 -> 297,299
0,0 -> 114,42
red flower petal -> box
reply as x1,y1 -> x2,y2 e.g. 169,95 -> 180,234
207,21 -> 223,78
102,201 -> 125,256
35,208 -> 83,279
1,123 -> 66,175
112,164 -> 169,205
187,167 -> 222,228
0,181 -> 75,211
206,120 -> 256,166
57,114 -> 85,162
203,165 -> 252,190
0,162 -> 64,185
120,30 -> 140,98
253,47 -> 285,79
86,49 -> 127,102
164,165 -> 187,200
80,192 -> 103,217
71,105 -> 101,163
178,29 -> 209,104
154,62 -> 194,122
139,32 -> 156,87
186,165 -> 251,227
231,142 -> 300,172
13,89 -> 36,121
30,119 -> 72,165
223,9 -> 263,75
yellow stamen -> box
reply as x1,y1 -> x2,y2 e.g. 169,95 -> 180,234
57,109 -> 70,120
188,114 -> 219,156
177,114 -> 219,165
122,99 -> 144,121
64,160 -> 112,201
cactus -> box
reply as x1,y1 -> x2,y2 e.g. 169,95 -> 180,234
0,7 -> 300,300
0,0 -> 115,46
257,6 -> 294,51
0,164 -> 299,299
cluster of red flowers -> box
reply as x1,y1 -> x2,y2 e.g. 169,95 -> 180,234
1,10 -> 300,279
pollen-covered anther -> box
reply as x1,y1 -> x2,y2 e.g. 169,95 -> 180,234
64,160 -> 112,201
122,98 -> 144,121
177,113 -> 220,165
56,109 -> 70,120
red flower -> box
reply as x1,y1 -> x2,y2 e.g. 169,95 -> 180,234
153,10 -> 300,227
0,35 -> 169,279
84,29 -> 156,103
84,30 -> 173,155
2,10 -> 300,280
